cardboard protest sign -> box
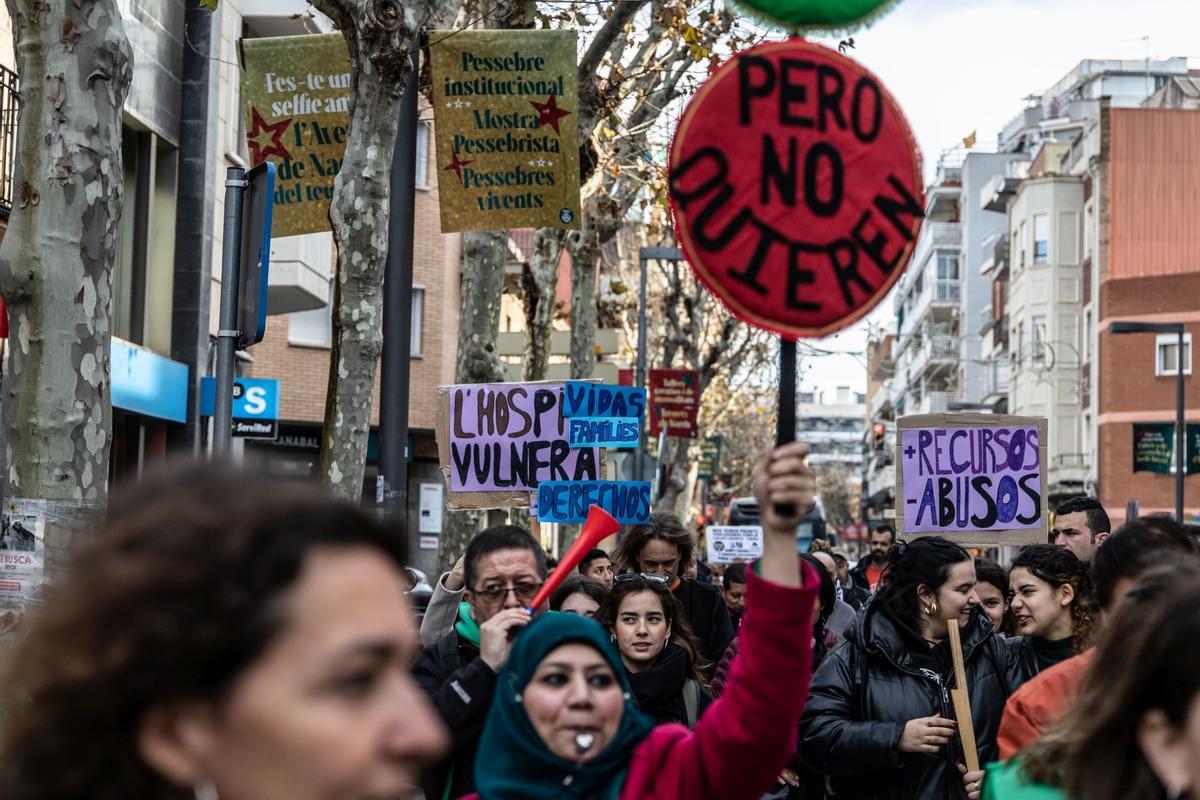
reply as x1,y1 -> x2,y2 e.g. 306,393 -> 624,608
435,382 -> 604,509
240,33 -> 350,237
668,39 -> 923,338
536,480 -> 652,525
896,413 -> 1048,547
649,369 -> 700,439
706,525 -> 763,564
429,30 -> 581,232
563,381 -> 645,448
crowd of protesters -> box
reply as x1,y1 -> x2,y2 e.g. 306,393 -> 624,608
3,443 -> 1200,800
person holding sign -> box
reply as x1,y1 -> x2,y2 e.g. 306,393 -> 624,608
799,537 -> 1022,800
456,441 -> 818,800
1005,545 -> 1095,682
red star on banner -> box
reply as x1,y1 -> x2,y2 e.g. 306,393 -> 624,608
530,94 -> 572,135
443,151 -> 474,181
246,107 -> 292,163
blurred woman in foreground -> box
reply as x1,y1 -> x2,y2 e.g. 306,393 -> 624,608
0,467 -> 448,800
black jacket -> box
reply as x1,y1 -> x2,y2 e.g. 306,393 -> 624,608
799,599 -> 1023,800
673,578 -> 734,679
1005,635 -> 1076,684
626,642 -> 713,727
412,630 -> 496,800
850,556 -> 883,593
839,580 -> 872,611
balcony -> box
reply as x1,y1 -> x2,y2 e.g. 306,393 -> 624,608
266,233 -> 334,314
1050,453 -> 1089,488
867,463 -> 896,502
926,220 -> 962,248
982,360 -> 1011,401
870,382 -> 894,419
908,335 -> 959,379
914,391 -> 958,414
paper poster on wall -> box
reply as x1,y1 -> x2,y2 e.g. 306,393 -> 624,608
0,500 -> 45,607
434,381 -> 604,509
895,413 -> 1048,547
706,525 -> 763,564
418,483 -> 444,533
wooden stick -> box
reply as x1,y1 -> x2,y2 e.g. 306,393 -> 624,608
947,623 -> 980,772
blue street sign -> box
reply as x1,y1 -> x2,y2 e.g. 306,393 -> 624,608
238,162 -> 275,349
200,377 -> 280,439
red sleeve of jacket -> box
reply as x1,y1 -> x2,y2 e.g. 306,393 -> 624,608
621,562 -> 819,800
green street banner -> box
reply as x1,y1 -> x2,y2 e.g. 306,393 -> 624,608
241,33 -> 350,237
1133,423 -> 1175,473
430,30 -> 581,232
699,436 -> 722,480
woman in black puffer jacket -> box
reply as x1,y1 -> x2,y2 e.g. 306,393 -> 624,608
799,537 -> 1024,800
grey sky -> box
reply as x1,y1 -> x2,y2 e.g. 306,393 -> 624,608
796,0 -> 1200,396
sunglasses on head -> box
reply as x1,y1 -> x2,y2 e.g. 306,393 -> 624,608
614,573 -> 671,584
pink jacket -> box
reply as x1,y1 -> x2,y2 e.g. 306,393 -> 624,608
461,564 -> 818,800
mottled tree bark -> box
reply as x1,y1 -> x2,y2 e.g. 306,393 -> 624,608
0,0 -> 132,611
312,0 -> 451,499
521,227 -> 565,381
566,219 -> 601,379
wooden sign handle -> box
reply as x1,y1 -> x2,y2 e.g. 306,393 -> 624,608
947,623 -> 980,772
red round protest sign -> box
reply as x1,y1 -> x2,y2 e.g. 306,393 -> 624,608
668,38 -> 924,338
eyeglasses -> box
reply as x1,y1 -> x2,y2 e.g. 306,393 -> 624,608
473,581 -> 543,602
614,573 -> 671,585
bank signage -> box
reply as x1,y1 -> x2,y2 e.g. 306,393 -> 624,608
201,377 -> 280,440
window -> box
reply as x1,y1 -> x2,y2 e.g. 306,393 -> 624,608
1012,231 -> 1020,271
1033,214 -> 1049,264
935,250 -> 959,280
415,120 -> 431,189
1083,309 -> 1091,361
1032,315 -> 1047,364
1019,221 -> 1027,268
1156,333 -> 1193,376
289,282 -> 425,357
410,287 -> 425,355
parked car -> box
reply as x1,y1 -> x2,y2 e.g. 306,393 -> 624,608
727,496 -> 828,551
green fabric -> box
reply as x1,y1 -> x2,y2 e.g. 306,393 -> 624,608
733,0 -> 896,31
474,611 -> 655,800
983,760 -> 1064,800
455,601 -> 480,648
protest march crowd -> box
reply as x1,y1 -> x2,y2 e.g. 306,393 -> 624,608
1,443 -> 1199,800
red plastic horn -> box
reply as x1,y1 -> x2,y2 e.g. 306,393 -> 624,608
528,505 -> 621,611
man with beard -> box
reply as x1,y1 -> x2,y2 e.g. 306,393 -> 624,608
850,524 -> 893,593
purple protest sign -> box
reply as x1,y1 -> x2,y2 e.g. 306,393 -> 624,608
895,414 -> 1048,546
447,383 -> 603,493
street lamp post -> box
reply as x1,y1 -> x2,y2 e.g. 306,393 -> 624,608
635,247 -> 681,483
1110,321 -> 1187,522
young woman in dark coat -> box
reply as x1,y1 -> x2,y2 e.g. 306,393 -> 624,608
799,537 -> 1023,800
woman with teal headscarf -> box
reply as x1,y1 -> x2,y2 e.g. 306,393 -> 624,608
460,441 -> 821,800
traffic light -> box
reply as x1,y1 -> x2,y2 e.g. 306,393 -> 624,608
872,422 -> 886,451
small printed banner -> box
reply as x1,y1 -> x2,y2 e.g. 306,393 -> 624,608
435,381 -> 603,509
0,499 -> 45,606
1132,423 -> 1200,474
240,33 -> 350,237
895,413 -> 1048,547
699,436 -> 722,479
536,480 -> 652,524
706,525 -> 763,564
1133,423 -> 1175,474
564,381 -> 645,449
429,29 -> 581,232
649,369 -> 700,439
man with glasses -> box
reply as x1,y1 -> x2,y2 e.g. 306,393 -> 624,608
414,525 -> 547,800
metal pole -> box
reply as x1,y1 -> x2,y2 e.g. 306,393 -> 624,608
213,166 -> 247,458
379,46 -> 420,519
775,337 -> 798,517
634,253 -> 649,483
1177,328 -> 1186,523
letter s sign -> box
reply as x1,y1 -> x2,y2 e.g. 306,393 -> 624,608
244,387 -> 268,416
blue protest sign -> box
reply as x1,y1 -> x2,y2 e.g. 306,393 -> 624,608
563,381 -> 646,419
536,480 -> 652,524
568,417 -> 641,448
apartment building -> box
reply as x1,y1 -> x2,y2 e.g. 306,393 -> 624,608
982,58 -> 1200,519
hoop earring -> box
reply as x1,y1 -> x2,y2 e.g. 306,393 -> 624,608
924,603 -> 937,616
194,782 -> 219,800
